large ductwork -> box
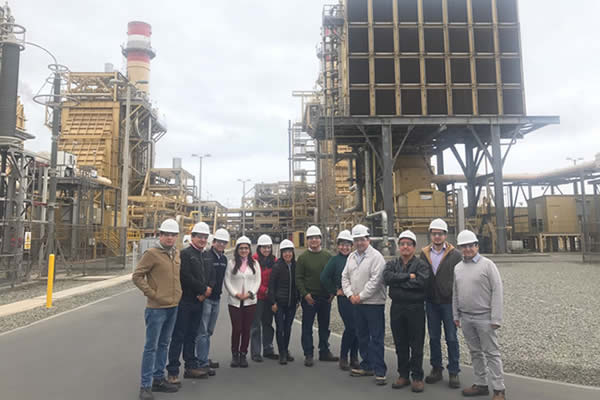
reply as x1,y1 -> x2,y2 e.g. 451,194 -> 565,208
0,41 -> 21,139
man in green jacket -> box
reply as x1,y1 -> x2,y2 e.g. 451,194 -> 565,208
296,225 -> 336,366
132,219 -> 183,400
320,230 -> 359,371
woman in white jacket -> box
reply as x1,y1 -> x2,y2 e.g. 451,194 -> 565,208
224,236 -> 261,368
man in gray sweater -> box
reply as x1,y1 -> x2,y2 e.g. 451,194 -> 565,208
453,230 -> 505,400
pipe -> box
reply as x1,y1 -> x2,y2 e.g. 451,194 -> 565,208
343,154 -> 363,213
364,149 -> 372,214
366,210 -> 395,256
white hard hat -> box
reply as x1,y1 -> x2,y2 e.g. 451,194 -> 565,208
257,234 -> 273,246
457,230 -> 478,246
398,230 -> 417,244
236,235 -> 251,246
351,224 -> 370,239
214,228 -> 230,243
306,225 -> 322,238
159,218 -> 179,234
279,239 -> 295,250
429,218 -> 448,232
337,230 -> 353,243
192,222 -> 210,235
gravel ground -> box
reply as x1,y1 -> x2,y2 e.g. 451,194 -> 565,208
299,253 -> 600,387
0,281 -> 135,334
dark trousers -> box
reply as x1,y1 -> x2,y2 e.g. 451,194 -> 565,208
300,296 -> 331,357
337,296 -> 359,360
228,304 -> 257,353
250,299 -> 276,357
274,304 -> 296,355
355,304 -> 387,377
426,302 -> 460,375
390,302 -> 426,380
167,301 -> 203,375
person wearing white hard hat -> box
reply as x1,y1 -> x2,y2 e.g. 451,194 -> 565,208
453,230 -> 506,400
296,225 -> 337,366
197,228 -> 230,375
224,236 -> 262,368
419,218 -> 462,388
342,224 -> 387,385
166,222 -> 212,384
383,230 -> 430,393
133,218 -> 183,398
268,239 -> 300,365
320,230 -> 359,371
250,234 -> 278,362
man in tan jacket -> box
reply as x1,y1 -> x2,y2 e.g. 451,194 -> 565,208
133,219 -> 183,400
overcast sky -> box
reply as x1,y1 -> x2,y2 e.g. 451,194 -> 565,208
13,0 -> 600,207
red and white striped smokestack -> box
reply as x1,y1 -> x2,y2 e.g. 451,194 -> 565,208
121,21 -> 156,94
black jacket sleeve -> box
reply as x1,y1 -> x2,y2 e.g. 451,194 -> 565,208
180,250 -> 207,296
397,258 -> 430,290
204,252 -> 217,289
268,263 -> 279,304
383,260 -> 411,286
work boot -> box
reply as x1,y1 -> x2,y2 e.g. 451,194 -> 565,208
239,352 -> 249,368
411,380 -> 425,393
319,351 -> 339,362
279,352 -> 288,365
339,358 -> 350,371
183,368 -> 208,379
449,374 -> 461,389
391,377 -> 411,389
151,378 -> 178,393
230,352 -> 240,368
139,387 -> 154,400
264,352 -> 279,360
350,357 -> 360,370
209,359 -> 220,369
425,367 -> 443,384
200,367 -> 216,376
166,375 -> 181,387
350,368 -> 375,377
462,384 -> 489,397
304,355 -> 314,367
251,354 -> 263,362
286,353 -> 294,362
492,390 -> 506,400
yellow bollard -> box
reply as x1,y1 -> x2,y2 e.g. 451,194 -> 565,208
46,254 -> 55,308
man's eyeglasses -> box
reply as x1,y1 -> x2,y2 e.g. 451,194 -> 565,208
430,232 -> 446,237
459,243 -> 477,249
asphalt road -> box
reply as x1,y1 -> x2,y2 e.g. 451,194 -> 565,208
0,289 -> 598,400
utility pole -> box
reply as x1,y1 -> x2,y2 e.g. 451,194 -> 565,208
46,72 -> 61,257
238,178 -> 251,235
192,153 -> 210,222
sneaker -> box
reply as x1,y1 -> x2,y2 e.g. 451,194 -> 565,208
264,352 -> 279,360
251,354 -> 263,362
304,355 -> 314,367
339,358 -> 350,371
279,352 -> 288,365
139,387 -> 154,400
230,352 -> 240,368
286,353 -> 294,362
411,380 -> 425,392
449,374 -> 461,389
209,359 -> 220,369
183,369 -> 208,379
425,367 -> 443,384
350,368 -> 375,377
239,352 -> 249,368
391,377 -> 411,389
166,375 -> 181,387
151,378 -> 178,393
375,376 -> 387,386
492,390 -> 506,400
350,357 -> 360,369
462,384 -> 489,397
319,351 -> 339,362
200,367 -> 216,376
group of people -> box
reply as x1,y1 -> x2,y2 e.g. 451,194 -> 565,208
132,217 -> 506,400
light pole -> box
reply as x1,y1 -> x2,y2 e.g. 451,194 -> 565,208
192,153 -> 211,222
238,178 -> 251,235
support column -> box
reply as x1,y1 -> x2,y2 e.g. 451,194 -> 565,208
381,125 -> 395,238
491,125 -> 507,253
465,141 -> 477,217
436,151 -> 446,194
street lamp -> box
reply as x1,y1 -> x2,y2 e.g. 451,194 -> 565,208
192,153 -> 211,222
238,178 -> 251,235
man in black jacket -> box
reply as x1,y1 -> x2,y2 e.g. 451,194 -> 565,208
420,218 -> 463,388
166,222 -> 213,384
383,230 -> 430,393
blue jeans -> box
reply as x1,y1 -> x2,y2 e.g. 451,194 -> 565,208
274,304 -> 296,355
167,301 -> 204,375
140,307 -> 178,388
250,299 -> 275,357
301,296 -> 331,357
197,298 -> 220,367
337,296 -> 358,360
355,304 -> 387,377
426,302 -> 460,375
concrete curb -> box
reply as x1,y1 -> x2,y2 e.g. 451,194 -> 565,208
0,273 -> 132,318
